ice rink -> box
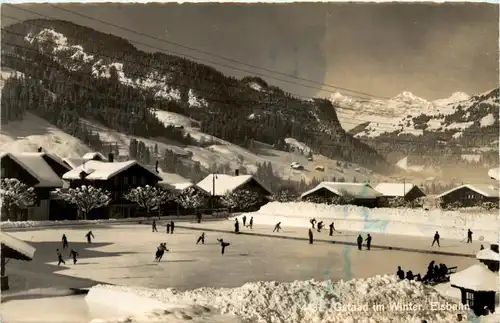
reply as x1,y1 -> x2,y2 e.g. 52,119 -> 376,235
2,220 -> 481,292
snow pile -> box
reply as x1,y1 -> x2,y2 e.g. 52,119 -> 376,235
87,275 -> 472,323
0,219 -> 114,229
243,202 -> 500,241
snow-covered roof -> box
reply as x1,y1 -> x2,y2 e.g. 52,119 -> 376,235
157,170 -> 189,185
197,174 -> 271,196
62,160 -> 162,181
374,183 -> 424,197
0,231 -> 36,261
450,264 -> 499,292
62,157 -> 85,169
82,152 -> 108,161
488,167 -> 500,181
300,182 -> 382,199
28,152 -> 72,172
0,152 -> 64,187
477,248 -> 500,262
436,184 -> 499,199
171,182 -> 209,194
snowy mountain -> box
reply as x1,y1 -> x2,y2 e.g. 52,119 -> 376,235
1,19 -> 389,174
331,88 -> 499,167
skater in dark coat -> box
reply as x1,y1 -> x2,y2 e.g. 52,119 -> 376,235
69,249 -> 79,265
170,221 -> 175,234
242,215 -> 247,227
217,238 -> 230,255
62,234 -> 68,249
197,212 -> 202,223
357,235 -> 363,250
85,231 -> 95,243
467,229 -> 473,243
365,234 -> 372,250
155,243 -> 169,261
308,229 -> 314,244
273,222 -> 282,232
166,223 -> 171,233
247,217 -> 253,229
329,223 -> 334,236
196,232 -> 205,245
317,221 -> 324,233
57,249 -> 65,265
234,219 -> 240,233
431,231 -> 440,247
310,218 -> 317,229
152,220 -> 158,232
396,266 -> 405,279
480,244 -> 484,250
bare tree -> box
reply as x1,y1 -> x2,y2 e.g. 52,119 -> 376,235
56,185 -> 111,220
124,185 -> 168,218
0,178 -> 36,221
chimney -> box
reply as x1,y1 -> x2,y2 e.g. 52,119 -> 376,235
108,153 -> 114,162
155,160 -> 159,173
235,169 -> 239,176
491,244 -> 499,253
37,147 -> 43,152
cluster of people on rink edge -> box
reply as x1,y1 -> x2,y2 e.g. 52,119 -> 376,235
397,260 -> 453,285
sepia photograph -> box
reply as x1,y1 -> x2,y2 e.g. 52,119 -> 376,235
0,1 -> 498,322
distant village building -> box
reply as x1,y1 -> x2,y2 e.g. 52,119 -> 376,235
61,156 -> 162,218
476,244 -> 499,272
300,182 -> 382,208
436,184 -> 499,208
0,152 -> 69,221
374,183 -> 426,205
488,167 -> 499,181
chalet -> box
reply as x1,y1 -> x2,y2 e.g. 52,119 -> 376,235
61,156 -> 163,218
197,171 -> 272,211
374,183 -> 426,205
450,263 -> 498,316
0,152 -> 66,220
488,167 -> 499,181
62,152 -> 108,169
300,182 -> 382,208
62,157 -> 85,169
436,184 -> 499,208
476,244 -> 499,272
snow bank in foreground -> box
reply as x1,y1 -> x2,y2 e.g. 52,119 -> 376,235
243,202 -> 500,242
87,276 -> 473,323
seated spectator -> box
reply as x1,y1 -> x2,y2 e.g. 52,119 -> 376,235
406,270 -> 414,280
396,266 -> 405,280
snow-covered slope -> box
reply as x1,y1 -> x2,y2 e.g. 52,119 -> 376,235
331,89 -> 499,143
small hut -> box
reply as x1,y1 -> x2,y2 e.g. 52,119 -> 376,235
477,246 -> 500,272
450,263 -> 498,316
1,231 -> 36,290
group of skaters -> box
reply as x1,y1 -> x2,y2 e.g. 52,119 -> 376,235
234,216 -> 254,233
152,219 -> 176,234
396,260 -> 450,284
56,231 -> 94,265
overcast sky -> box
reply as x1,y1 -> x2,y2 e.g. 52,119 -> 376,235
1,2 -> 498,100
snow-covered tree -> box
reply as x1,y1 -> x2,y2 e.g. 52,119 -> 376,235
220,189 -> 261,212
55,185 -> 111,220
272,189 -> 298,202
387,197 -> 406,208
0,178 -> 36,220
175,187 -> 206,211
123,185 -> 168,217
481,201 -> 499,211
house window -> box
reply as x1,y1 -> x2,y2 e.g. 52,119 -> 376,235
465,291 -> 474,307
1,167 -> 6,177
141,177 -> 146,185
114,177 -> 119,186
123,176 -> 129,186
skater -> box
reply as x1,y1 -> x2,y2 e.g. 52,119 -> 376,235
480,244 -> 484,250
62,234 -> 68,249
317,221 -> 324,233
152,219 -> 158,232
310,218 -> 317,229
308,228 -> 314,244
242,215 -> 247,227
396,266 -> 405,279
85,231 -> 95,243
166,223 -> 171,233
217,238 -> 230,255
365,234 -> 372,250
197,212 -> 202,223
357,234 -> 363,250
247,217 -> 253,229
196,232 -> 205,245
467,229 -> 473,243
431,231 -> 440,247
273,222 -> 282,232
329,223 -> 334,236
69,249 -> 79,265
57,249 -> 65,266
170,221 -> 175,234
234,218 -> 240,233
